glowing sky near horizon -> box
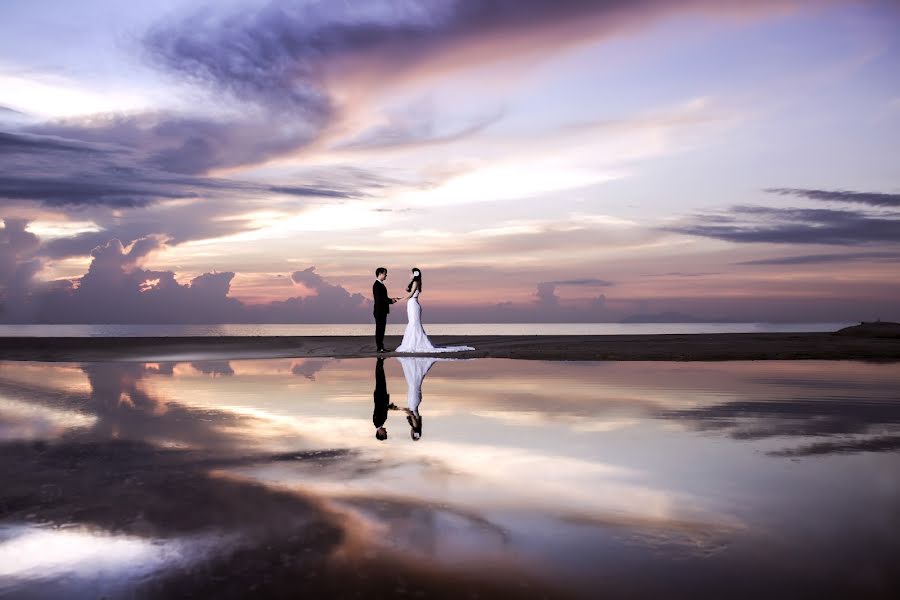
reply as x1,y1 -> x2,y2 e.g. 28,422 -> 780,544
1,0 -> 898,323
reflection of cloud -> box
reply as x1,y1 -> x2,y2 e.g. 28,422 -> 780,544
190,361 -> 234,376
767,435 -> 900,457
291,359 -> 330,380
0,525 -> 219,584
657,394 -> 900,450
0,397 -> 96,441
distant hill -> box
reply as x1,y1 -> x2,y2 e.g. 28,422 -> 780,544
833,321 -> 900,338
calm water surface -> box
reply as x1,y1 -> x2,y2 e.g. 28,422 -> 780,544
0,322 -> 851,337
0,358 -> 898,598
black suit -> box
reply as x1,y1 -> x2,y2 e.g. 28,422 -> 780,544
373,358 -> 389,428
372,280 -> 395,351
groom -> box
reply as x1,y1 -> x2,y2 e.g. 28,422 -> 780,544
372,267 -> 399,353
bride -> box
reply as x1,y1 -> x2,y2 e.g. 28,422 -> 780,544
395,267 -> 474,353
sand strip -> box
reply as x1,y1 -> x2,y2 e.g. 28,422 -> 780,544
1,332 -> 899,362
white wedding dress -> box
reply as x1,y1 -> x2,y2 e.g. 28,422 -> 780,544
395,289 -> 474,353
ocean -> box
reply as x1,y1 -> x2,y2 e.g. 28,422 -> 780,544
0,322 -> 852,337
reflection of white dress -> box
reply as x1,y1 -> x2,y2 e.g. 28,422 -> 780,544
398,356 -> 438,414
396,290 -> 474,353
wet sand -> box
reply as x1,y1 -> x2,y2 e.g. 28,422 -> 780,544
1,330 -> 899,362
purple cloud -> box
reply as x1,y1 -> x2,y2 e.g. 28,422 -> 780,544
1,224 -> 373,324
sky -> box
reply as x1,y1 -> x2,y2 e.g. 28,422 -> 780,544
1,0 -> 899,324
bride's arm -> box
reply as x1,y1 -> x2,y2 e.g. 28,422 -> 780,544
401,281 -> 419,300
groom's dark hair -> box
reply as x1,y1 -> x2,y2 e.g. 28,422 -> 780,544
375,267 -> 387,277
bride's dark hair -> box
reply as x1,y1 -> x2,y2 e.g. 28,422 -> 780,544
406,267 -> 422,293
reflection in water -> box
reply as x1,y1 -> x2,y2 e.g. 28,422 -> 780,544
372,357 -> 392,440
398,357 -> 439,441
0,358 -> 898,598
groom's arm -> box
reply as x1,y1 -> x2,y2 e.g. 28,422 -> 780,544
373,283 -> 395,304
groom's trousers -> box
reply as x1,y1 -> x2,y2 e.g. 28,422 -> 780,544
374,313 -> 387,350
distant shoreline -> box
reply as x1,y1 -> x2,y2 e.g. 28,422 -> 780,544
1,328 -> 899,362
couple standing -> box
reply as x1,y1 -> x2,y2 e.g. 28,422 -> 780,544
372,267 -> 473,354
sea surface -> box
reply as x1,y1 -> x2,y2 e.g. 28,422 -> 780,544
0,357 -> 898,598
0,322 -> 852,337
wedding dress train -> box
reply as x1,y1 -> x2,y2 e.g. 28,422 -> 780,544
398,356 -> 438,416
396,290 -> 474,353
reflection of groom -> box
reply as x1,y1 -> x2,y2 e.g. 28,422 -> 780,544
372,267 -> 399,353
373,357 -> 393,440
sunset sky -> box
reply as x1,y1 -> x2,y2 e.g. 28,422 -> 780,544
1,0 -> 899,323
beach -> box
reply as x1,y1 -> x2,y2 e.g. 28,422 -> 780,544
2,328 -> 899,362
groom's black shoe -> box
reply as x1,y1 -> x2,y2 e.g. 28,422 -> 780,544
377,348 -> 389,353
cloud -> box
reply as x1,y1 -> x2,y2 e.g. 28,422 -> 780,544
1,125 -> 357,259
645,272 -> 721,277
764,187 -> 900,208
27,112 -> 330,177
531,281 -> 609,318
0,130 -> 108,154
28,237 -> 245,324
532,279 -> 613,315
667,205 -> 900,245
0,219 -> 42,320
736,251 -> 900,265
547,278 -> 615,286
250,267 -> 370,323
1,223 -> 372,323
144,0 -> 815,103
140,0 -> 808,154
1,127 -> 351,207
4,223 -> 627,323
535,282 -> 560,308
668,187 -> 900,245
335,107 -> 505,152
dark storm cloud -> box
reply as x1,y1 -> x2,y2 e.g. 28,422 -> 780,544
736,251 -> 900,265
26,112 -> 327,176
2,127 -> 351,207
143,0 -> 802,105
141,0 -> 799,153
0,130 -> 108,154
765,187 -> 900,208
666,206 -> 900,245
0,174 -> 200,207
1,125 -> 352,259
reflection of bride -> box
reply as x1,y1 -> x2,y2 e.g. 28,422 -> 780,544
398,357 -> 439,440
396,268 -> 474,354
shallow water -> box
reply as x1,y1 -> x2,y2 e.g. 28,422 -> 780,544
0,358 -> 898,598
